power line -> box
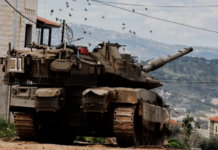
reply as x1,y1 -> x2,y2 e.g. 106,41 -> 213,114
164,89 -> 218,109
69,25 -> 102,42
92,0 -> 218,8
160,78 -> 218,81
51,27 -> 62,40
161,81 -> 218,83
92,1 -> 218,34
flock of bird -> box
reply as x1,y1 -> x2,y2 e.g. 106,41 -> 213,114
50,0 -> 153,47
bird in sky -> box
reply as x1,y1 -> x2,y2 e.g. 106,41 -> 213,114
133,31 -> 136,35
122,27 -> 126,30
129,30 -> 132,33
145,8 -> 148,10
88,3 -> 91,5
102,16 -> 105,19
71,8 -> 73,11
50,9 -> 53,15
150,30 -> 152,33
59,9 -> 62,11
89,33 -> 91,34
85,8 -> 88,11
69,13 -> 72,17
122,23 -> 125,25
84,31 -> 86,34
132,9 -> 135,12
56,17 -> 59,21
88,43 -> 91,47
85,18 -> 87,21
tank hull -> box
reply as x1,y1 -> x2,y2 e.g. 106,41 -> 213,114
10,86 -> 170,147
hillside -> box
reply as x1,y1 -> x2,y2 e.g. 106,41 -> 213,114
41,23 -> 218,60
141,56 -> 218,113
46,23 -> 218,60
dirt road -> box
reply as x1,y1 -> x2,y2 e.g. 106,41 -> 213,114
0,140 -> 180,150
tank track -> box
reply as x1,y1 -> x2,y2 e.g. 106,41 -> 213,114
14,112 -> 36,140
114,106 -> 137,147
113,105 -> 165,147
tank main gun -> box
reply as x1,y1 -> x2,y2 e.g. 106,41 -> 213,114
143,47 -> 193,72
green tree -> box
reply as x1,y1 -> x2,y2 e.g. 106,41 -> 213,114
182,116 -> 200,145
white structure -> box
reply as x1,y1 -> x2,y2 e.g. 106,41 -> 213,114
172,115 -> 186,123
195,128 -> 210,138
174,108 -> 187,114
0,0 -> 38,117
208,116 -> 218,138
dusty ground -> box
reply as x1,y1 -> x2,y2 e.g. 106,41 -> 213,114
0,140 -> 180,150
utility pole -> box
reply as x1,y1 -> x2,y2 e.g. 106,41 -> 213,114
61,20 -> 65,43
61,20 -> 66,50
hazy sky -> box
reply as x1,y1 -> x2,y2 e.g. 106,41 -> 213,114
37,0 -> 218,47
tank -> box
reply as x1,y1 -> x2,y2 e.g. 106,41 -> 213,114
1,42 -> 193,147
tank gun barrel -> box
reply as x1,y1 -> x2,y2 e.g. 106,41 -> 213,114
143,47 -> 193,72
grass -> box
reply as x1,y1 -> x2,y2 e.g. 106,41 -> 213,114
0,117 -> 17,140
76,136 -> 106,144
165,138 -> 189,150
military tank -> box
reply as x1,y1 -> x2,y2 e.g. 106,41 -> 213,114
1,42 -> 193,147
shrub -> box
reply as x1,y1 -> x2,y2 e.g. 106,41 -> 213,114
165,138 -> 189,150
168,125 -> 181,138
0,117 -> 17,140
197,137 -> 218,150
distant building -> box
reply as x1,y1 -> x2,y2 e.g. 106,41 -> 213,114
208,116 -> 218,138
211,98 -> 218,105
172,115 -> 186,123
174,108 -> 186,114
195,128 -> 210,138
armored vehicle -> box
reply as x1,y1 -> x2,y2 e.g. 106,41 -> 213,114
1,42 -> 193,147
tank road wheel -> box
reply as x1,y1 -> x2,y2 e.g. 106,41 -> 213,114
14,112 -> 37,140
113,106 -> 164,147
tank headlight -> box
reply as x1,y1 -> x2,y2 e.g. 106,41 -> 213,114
12,89 -> 17,95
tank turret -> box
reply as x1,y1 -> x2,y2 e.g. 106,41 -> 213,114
143,47 -> 193,72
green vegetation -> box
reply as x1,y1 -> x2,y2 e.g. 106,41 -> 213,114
166,116 -> 218,150
165,138 -> 189,150
182,116 -> 200,146
0,117 -> 16,140
76,136 -> 106,144
197,137 -> 218,150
